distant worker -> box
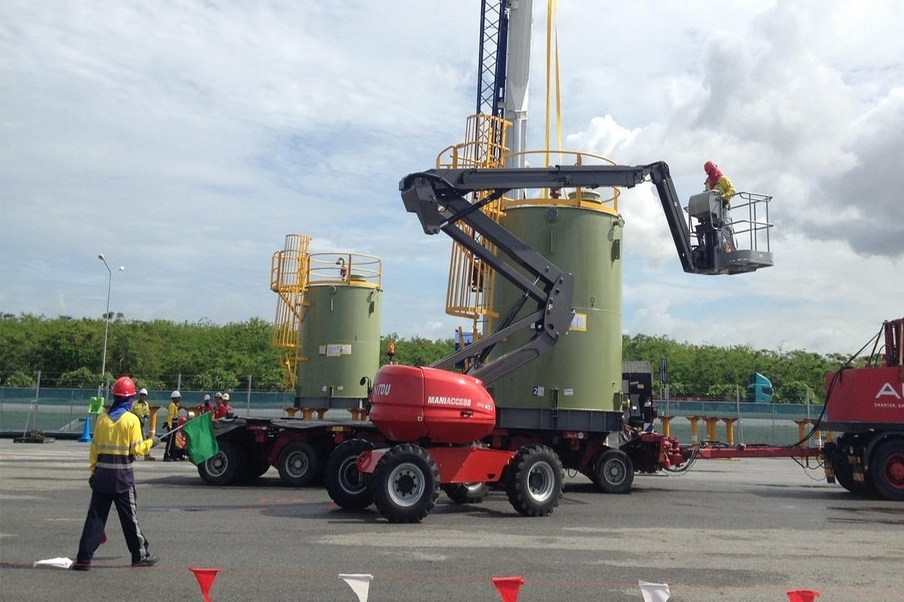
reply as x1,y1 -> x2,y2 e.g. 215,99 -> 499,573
703,160 -> 738,252
130,388 -> 153,461
163,391 -> 182,461
200,394 -> 213,414
130,388 -> 150,437
214,393 -> 233,419
703,160 -> 737,221
72,376 -> 159,571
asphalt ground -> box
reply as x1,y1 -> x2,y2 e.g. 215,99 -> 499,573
1,438 -> 902,602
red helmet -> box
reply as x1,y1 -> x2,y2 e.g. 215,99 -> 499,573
704,160 -> 716,174
112,376 -> 137,398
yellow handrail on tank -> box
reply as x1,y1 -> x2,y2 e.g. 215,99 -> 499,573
499,150 -> 620,215
307,253 -> 382,289
436,113 -> 509,335
270,234 -> 312,391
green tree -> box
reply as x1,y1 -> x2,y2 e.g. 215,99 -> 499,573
5,370 -> 36,387
58,367 -> 99,388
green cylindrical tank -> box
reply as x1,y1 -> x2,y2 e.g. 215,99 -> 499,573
296,280 -> 382,409
488,200 -> 623,411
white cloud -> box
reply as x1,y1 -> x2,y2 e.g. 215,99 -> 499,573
1,0 -> 902,359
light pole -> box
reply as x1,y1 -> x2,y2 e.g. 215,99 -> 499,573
98,254 -> 124,401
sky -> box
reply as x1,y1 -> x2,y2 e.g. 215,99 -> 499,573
1,0 -> 902,358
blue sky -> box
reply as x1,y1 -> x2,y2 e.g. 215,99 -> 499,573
1,1 -> 902,357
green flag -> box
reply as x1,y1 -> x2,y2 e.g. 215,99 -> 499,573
182,413 -> 219,465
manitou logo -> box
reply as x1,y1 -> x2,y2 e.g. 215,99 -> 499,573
876,382 -> 904,400
374,383 -> 392,396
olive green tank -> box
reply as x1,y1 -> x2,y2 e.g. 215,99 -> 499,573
488,199 -> 623,412
296,255 -> 382,409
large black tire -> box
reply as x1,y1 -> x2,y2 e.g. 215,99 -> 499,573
277,441 -> 323,487
505,444 -> 564,517
442,482 -> 490,504
828,446 -> 866,494
593,449 -> 634,494
371,444 -> 440,523
869,439 -> 904,501
325,439 -> 375,510
197,441 -> 246,486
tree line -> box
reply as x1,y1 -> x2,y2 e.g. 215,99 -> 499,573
0,314 -> 857,401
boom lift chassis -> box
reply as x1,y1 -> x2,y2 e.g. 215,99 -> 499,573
334,163 -> 773,522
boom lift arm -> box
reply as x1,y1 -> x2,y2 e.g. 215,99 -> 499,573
400,162 -> 772,384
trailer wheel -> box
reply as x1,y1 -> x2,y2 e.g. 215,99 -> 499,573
325,439 -> 375,510
869,439 -> 904,501
371,444 -> 440,523
442,482 -> 490,504
593,449 -> 634,494
277,441 -> 323,487
197,441 -> 245,486
505,444 -> 564,517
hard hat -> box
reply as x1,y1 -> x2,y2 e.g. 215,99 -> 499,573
138,388 -> 148,396
112,376 -> 136,398
204,394 -> 211,401
704,160 -> 716,174
171,390 -> 181,399
221,393 -> 230,401
215,392 -> 223,399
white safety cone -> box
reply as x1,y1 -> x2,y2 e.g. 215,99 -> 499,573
639,580 -> 670,602
339,573 -> 373,602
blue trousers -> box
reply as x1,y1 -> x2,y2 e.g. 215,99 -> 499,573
77,486 -> 151,565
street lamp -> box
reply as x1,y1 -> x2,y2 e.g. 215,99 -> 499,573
98,254 -> 125,401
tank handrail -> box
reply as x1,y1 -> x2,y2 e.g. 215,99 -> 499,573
308,253 -> 382,288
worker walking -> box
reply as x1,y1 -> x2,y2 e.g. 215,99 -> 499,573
163,391 -> 182,461
73,376 -> 159,571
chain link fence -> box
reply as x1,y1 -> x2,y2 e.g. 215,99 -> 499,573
1,387 -> 829,447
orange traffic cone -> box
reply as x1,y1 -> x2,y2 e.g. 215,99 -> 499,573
787,590 -> 820,602
189,567 -> 221,602
492,576 -> 525,602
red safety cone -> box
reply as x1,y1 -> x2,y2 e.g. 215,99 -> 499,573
787,589 -> 820,602
492,576 -> 525,602
189,567 -> 221,602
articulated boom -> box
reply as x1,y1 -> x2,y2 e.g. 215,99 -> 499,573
399,162 -> 774,383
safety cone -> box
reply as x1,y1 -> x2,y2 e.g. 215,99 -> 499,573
639,580 -> 671,602
491,576 -> 524,602
77,414 -> 92,443
339,573 -> 373,602
787,589 -> 820,602
189,567 -> 221,602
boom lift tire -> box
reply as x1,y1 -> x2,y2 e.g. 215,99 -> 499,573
198,440 -> 245,486
442,482 -> 490,504
504,444 -> 564,517
325,439 -> 375,510
277,441 -> 323,487
869,439 -> 904,502
371,444 -> 440,523
593,449 -> 635,494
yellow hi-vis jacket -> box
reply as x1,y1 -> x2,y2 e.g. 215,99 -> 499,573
130,399 -> 150,419
89,412 -> 153,492
704,175 -> 737,206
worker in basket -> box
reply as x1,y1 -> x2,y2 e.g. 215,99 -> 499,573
703,160 -> 738,252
